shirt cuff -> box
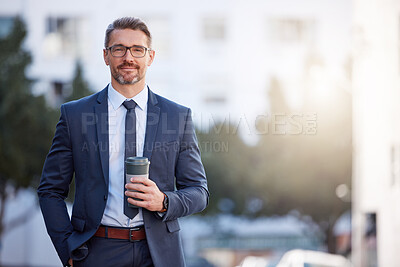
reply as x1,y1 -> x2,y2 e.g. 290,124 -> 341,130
157,211 -> 166,218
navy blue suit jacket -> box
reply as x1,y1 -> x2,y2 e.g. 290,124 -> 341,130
37,86 -> 209,267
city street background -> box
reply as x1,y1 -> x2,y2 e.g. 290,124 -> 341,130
0,0 -> 396,266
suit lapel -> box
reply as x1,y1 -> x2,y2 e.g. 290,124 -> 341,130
94,87 -> 109,187
143,88 -> 160,161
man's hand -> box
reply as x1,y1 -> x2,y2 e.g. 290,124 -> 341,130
125,177 -> 165,212
68,258 -> 73,267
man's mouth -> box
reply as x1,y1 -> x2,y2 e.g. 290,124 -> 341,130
119,64 -> 139,70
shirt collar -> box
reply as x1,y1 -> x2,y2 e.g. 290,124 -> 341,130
108,83 -> 148,111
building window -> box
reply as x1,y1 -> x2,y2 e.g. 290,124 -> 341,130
364,213 -> 377,267
51,81 -> 68,107
0,17 -> 14,38
391,145 -> 400,186
53,81 -> 64,96
268,18 -> 315,43
203,17 -> 226,41
43,16 -> 82,58
201,75 -> 227,105
204,96 -> 226,104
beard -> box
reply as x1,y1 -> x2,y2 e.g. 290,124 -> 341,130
111,63 -> 141,85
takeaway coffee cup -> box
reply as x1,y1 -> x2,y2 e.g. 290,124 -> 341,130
125,157 -> 150,208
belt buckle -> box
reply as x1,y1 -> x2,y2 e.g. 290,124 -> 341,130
129,227 -> 141,242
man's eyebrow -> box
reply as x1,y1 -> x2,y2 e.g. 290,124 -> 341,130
110,44 -> 143,47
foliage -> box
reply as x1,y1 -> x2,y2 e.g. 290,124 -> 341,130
64,61 -> 93,203
197,123 -> 258,215
0,17 -> 57,241
197,76 -> 352,252
66,61 -> 92,102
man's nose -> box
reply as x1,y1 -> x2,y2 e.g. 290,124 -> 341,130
123,49 -> 135,61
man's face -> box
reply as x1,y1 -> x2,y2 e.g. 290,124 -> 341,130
103,29 -> 154,85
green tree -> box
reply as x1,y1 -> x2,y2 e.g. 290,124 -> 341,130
0,17 -> 57,245
66,61 -> 92,102
64,61 -> 93,203
253,76 -> 352,252
197,122 -> 260,215
198,75 -> 351,252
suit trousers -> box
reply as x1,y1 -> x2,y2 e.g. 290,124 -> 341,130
73,236 -> 154,267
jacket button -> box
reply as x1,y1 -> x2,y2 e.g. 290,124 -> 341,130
104,195 -> 107,200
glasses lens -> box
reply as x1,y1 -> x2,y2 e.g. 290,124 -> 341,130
111,46 -> 126,57
130,46 -> 146,57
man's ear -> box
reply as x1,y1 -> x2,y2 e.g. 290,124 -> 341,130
103,49 -> 109,66
147,49 -> 155,66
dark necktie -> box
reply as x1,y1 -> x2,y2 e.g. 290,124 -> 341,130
122,100 -> 138,219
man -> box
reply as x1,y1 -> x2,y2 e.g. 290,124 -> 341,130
38,17 -> 209,267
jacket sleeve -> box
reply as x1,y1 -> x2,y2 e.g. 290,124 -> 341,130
37,104 -> 74,266
162,108 -> 209,221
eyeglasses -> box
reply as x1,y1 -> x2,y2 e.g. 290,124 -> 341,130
106,45 -> 152,58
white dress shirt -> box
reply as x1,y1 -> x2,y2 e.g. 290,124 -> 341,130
100,83 -> 148,227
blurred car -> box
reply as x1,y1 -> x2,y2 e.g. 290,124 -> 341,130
237,250 -> 352,267
276,249 -> 352,267
236,256 -> 271,267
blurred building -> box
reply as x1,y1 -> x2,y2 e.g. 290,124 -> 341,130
0,189 -> 65,266
0,0 -> 353,266
352,0 -> 400,266
0,0 -> 351,141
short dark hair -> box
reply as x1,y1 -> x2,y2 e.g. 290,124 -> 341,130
104,17 -> 152,48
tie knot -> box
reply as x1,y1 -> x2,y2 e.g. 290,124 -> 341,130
123,100 -> 137,111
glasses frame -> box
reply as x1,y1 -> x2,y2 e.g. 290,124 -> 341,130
106,45 -> 152,58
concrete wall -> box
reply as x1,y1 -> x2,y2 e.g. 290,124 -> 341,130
352,0 -> 400,266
